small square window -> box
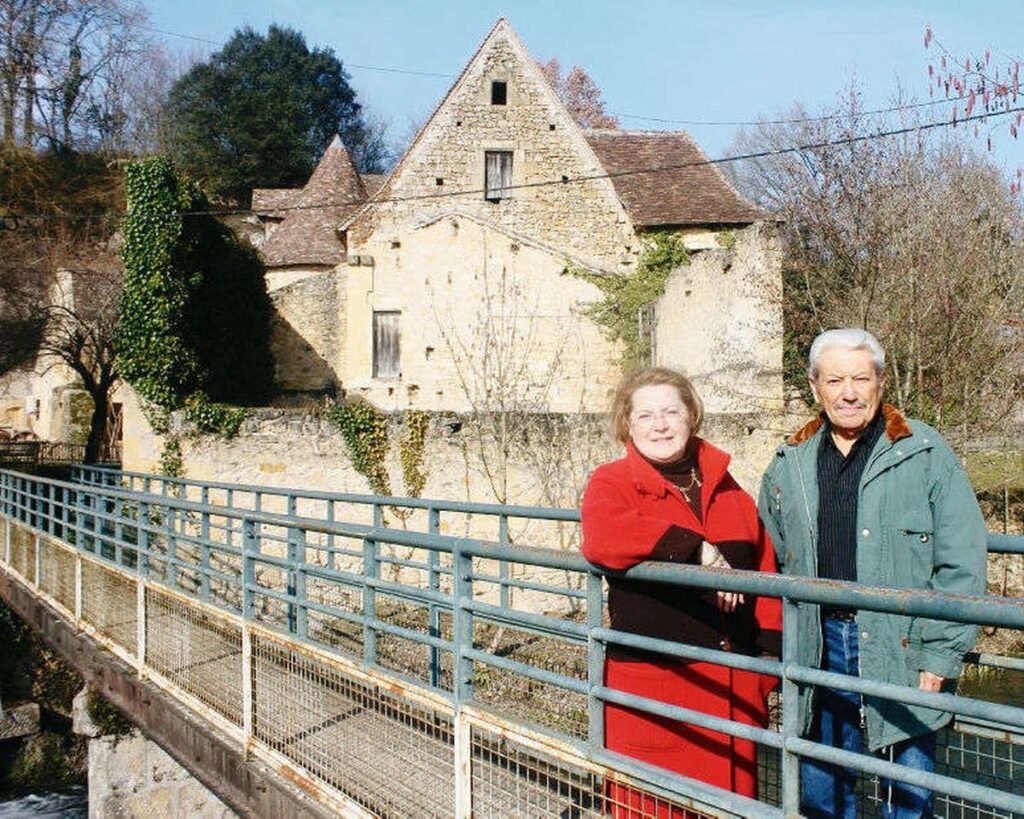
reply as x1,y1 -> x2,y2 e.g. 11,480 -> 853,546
484,151 -> 513,201
491,80 -> 508,105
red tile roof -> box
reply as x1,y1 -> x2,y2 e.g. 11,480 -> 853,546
260,136 -> 367,267
584,130 -> 768,226
251,188 -> 300,219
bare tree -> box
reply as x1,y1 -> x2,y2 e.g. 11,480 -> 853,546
537,57 -> 619,129
1,0 -> 155,152
729,88 -> 1024,448
433,257 -> 568,507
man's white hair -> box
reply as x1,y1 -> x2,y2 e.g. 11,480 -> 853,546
808,328 -> 885,379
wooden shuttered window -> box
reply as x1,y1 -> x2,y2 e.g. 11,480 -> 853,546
485,151 -> 513,201
373,311 -> 400,380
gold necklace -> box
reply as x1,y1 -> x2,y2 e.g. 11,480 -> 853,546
676,467 -> 702,504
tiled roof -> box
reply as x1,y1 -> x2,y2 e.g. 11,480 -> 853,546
360,174 -> 387,197
252,188 -> 299,218
260,136 -> 368,267
584,130 -> 768,226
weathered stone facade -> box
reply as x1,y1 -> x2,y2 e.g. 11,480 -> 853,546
344,212 -> 619,412
269,271 -> 345,394
351,24 -> 637,271
656,222 -> 784,414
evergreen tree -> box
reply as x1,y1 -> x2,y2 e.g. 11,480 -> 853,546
165,25 -> 368,203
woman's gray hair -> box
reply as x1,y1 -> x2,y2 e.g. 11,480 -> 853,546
808,328 -> 886,379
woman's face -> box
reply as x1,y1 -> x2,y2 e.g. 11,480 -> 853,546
628,384 -> 691,464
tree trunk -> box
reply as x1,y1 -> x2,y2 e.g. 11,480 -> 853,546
21,6 -> 35,146
84,389 -> 108,465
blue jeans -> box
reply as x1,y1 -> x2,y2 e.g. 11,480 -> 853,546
801,616 -> 936,819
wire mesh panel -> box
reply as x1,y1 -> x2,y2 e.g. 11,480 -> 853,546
9,522 -> 35,580
471,622 -> 589,739
468,721 -> 731,818
848,722 -> 1024,818
252,632 -> 456,818
935,724 -> 1024,819
145,588 -> 244,728
81,559 -> 137,655
38,537 -> 76,613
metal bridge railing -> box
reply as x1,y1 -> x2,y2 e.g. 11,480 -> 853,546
2,466 -> 1023,818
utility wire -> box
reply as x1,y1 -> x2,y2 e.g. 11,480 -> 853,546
4,102 -> 1022,227
144,22 -> 973,128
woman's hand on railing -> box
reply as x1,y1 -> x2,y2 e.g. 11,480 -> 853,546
700,541 -> 745,612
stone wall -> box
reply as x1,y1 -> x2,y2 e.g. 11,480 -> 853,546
656,222 -> 784,415
88,733 -> 236,819
350,24 -> 636,274
269,270 -> 344,394
122,394 -> 786,512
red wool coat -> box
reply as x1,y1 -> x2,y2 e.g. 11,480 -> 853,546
581,439 -> 781,813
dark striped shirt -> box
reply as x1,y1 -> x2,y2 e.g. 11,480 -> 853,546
816,411 -> 885,582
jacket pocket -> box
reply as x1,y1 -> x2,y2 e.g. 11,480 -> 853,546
894,510 -> 934,585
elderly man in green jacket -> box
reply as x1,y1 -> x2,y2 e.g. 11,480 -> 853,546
758,328 -> 987,819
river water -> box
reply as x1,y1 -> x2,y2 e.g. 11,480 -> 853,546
0,787 -> 86,817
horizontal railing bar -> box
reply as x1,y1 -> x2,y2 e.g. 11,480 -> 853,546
469,570 -> 588,600
597,684 -> 783,748
249,585 -> 453,654
788,666 -> 1024,729
963,651 -> 1024,672
591,627 -> 782,677
462,599 -> 589,641
987,533 -> 1024,554
463,647 -> 589,696
71,466 -> 579,520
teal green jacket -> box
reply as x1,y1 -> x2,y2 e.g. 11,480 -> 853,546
758,405 -> 987,750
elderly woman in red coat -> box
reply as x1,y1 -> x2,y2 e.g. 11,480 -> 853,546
581,367 -> 780,816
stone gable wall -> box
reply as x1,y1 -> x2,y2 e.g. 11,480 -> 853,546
351,28 -> 636,274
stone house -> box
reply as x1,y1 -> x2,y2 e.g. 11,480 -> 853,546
252,18 -> 783,418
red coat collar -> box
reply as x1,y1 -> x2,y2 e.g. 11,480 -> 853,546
625,437 -> 731,515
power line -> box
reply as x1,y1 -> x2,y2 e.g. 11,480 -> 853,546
610,96 -> 957,127
146,22 -> 972,128
140,24 -> 455,78
5,101 -> 1022,226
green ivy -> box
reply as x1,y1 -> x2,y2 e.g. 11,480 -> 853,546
158,433 -> 184,478
115,157 -> 272,470
327,401 -> 391,496
572,232 -> 689,371
398,410 -> 429,499
183,392 -> 247,438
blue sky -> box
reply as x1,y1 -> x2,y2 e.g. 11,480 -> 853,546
145,0 -> 1024,174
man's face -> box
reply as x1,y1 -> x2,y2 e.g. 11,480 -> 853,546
810,347 -> 884,436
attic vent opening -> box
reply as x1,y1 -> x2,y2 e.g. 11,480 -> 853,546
491,80 -> 508,105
